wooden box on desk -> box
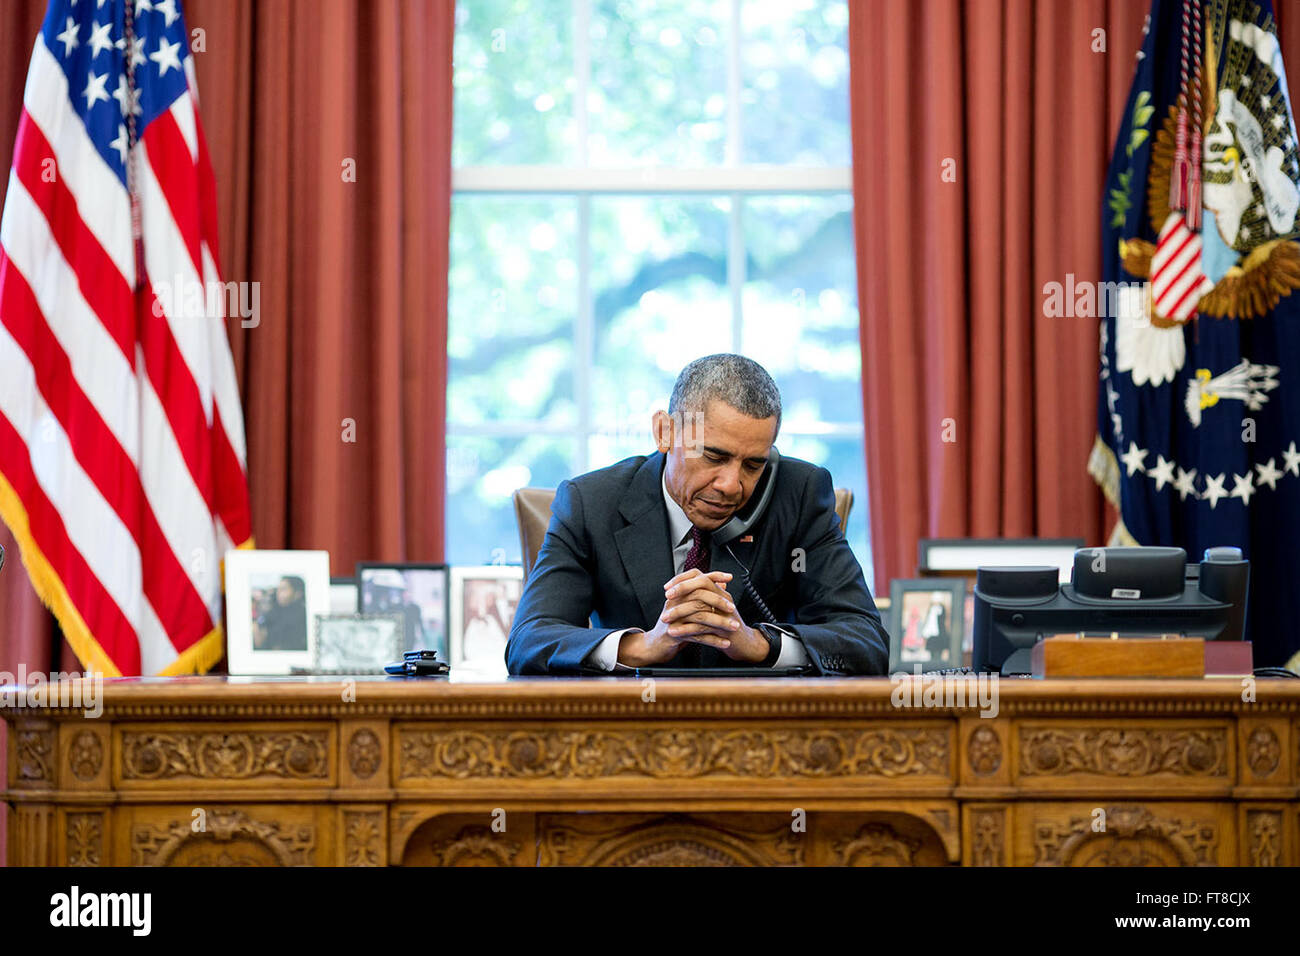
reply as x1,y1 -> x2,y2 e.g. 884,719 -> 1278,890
1031,635 -> 1205,677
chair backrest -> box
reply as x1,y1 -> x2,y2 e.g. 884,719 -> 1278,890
513,487 -> 557,582
834,487 -> 853,531
514,484 -> 853,582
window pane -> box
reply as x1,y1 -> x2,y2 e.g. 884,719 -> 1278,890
741,194 -> 860,429
446,435 -> 576,565
589,196 -> 732,421
742,0 -> 850,165
589,423 -> 659,472
779,434 -> 874,588
453,0 -> 576,165
449,196 -> 578,426
589,0 -> 729,165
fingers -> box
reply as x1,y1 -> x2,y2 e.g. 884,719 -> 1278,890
670,630 -> 732,650
666,610 -> 739,635
664,568 -> 732,590
664,569 -> 732,600
662,589 -> 734,622
665,567 -> 728,590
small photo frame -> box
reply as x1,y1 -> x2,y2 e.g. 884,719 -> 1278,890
887,578 -> 966,674
330,577 -> 359,614
917,538 -> 1084,583
450,565 -> 523,676
310,613 -> 404,675
224,550 -> 331,675
356,563 -> 449,659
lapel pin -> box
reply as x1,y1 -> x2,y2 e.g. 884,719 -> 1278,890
739,535 -> 754,543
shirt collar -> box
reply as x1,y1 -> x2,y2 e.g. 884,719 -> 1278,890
661,466 -> 694,548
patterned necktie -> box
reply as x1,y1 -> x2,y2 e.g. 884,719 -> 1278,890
678,526 -> 710,666
683,525 -> 710,573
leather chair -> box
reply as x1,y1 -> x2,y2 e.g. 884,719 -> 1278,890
514,485 -> 855,584
833,488 -> 853,532
513,487 -> 557,583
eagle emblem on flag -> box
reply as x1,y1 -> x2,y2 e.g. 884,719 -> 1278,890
1092,0 -> 1300,670
1112,5 -> 1300,395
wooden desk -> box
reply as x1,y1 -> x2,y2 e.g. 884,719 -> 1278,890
4,675 -> 1298,866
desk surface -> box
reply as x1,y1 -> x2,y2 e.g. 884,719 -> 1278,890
5,674 -> 1300,717
4,676 -> 1299,866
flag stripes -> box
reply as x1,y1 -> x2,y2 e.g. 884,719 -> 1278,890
0,0 -> 253,676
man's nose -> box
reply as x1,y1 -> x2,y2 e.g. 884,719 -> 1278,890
713,464 -> 743,498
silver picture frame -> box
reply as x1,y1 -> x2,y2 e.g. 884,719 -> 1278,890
309,612 -> 405,675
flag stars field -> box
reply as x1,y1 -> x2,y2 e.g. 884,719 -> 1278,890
82,70 -> 108,110
1230,473 -> 1256,506
87,20 -> 113,59
155,0 -> 180,28
1148,454 -> 1175,491
115,34 -> 145,67
1118,440 -> 1296,508
113,74 -> 140,117
1121,441 -> 1148,477
149,36 -> 181,77
1173,467 -> 1197,501
1256,458 -> 1283,490
1283,442 -> 1300,476
109,124 -> 127,163
1202,473 -> 1229,509
56,16 -> 79,55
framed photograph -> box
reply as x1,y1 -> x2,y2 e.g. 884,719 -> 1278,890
887,578 -> 966,674
449,565 -> 523,676
310,613 -> 404,675
356,563 -> 449,659
917,538 -> 1084,583
330,577 -> 359,614
224,550 -> 331,675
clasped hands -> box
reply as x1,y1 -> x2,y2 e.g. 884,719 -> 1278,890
617,569 -> 768,666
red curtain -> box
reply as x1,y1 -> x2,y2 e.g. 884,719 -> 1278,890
0,0 -> 453,863
850,0 -> 1300,591
185,0 -> 453,570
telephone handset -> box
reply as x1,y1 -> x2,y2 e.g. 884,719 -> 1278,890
709,447 -> 781,627
710,447 -> 780,546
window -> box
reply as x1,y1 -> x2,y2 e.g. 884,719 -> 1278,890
448,0 -> 871,582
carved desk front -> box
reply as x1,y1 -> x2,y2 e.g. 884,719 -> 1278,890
4,676 -> 1298,866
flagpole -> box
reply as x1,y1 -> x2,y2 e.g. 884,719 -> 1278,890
124,0 -> 144,293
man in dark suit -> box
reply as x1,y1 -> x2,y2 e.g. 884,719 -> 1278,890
506,354 -> 889,675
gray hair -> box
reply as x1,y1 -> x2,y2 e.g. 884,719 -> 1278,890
668,354 -> 782,431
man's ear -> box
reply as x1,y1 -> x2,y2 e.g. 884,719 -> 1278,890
651,410 -> 674,453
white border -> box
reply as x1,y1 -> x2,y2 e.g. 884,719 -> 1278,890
921,545 -> 1080,584
449,565 -> 524,674
224,550 -> 331,675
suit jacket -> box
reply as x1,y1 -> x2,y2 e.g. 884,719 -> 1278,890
506,451 -> 889,675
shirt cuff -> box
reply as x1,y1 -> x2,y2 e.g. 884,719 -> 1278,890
759,624 -> 810,668
585,629 -> 635,672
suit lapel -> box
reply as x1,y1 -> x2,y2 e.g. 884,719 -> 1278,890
615,453 -> 675,628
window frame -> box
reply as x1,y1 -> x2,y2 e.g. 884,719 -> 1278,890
450,0 -> 858,475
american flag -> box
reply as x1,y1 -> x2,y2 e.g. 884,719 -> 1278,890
0,0 -> 252,676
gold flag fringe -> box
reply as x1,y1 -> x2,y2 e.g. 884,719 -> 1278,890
1087,434 -> 1140,547
0,469 -> 243,677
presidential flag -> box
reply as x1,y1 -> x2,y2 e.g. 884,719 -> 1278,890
0,0 -> 252,676
1092,0 -> 1300,668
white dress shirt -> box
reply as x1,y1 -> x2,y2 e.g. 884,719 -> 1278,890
584,470 -> 810,671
